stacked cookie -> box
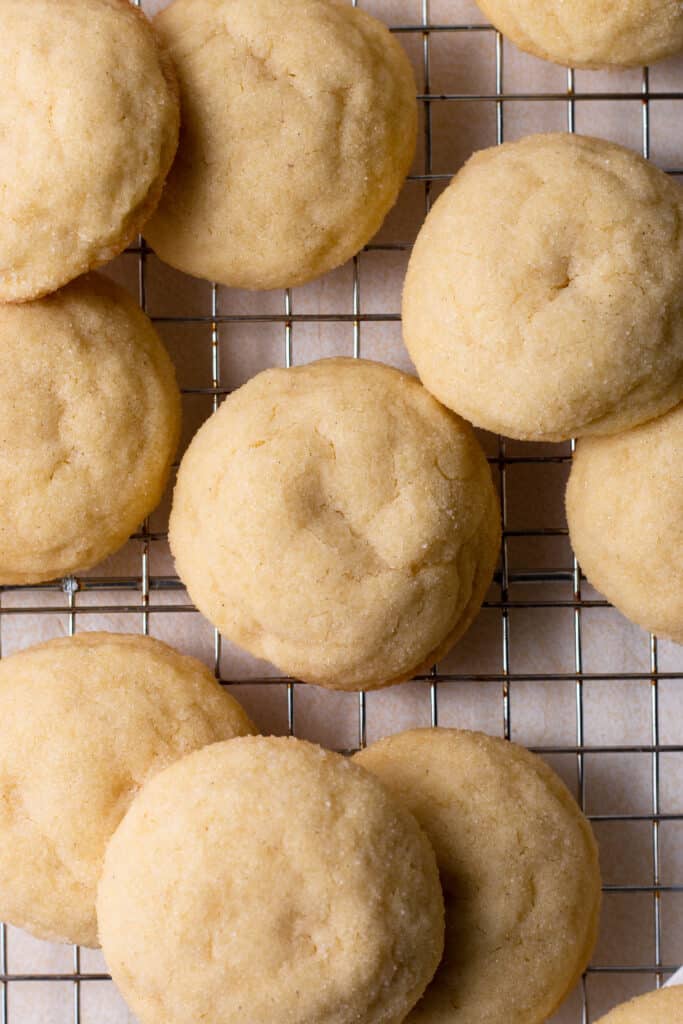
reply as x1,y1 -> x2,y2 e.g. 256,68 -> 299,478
0,629 -> 601,1024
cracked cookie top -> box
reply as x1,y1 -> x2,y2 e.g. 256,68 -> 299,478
403,132 -> 683,442
145,0 -> 417,289
0,632 -> 255,947
169,357 -> 501,690
0,273 -> 181,583
0,0 -> 179,302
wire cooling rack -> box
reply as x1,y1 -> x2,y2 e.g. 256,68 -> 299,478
3,1 -> 683,1022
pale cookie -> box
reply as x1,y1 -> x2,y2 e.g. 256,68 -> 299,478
594,987 -> 683,1023
355,729 -> 602,1024
474,0 -> 683,70
0,0 -> 179,302
402,133 -> 683,442
98,735 -> 445,1024
145,0 -> 417,289
169,358 -> 500,691
566,402 -> 683,644
0,273 -> 181,584
0,632 -> 255,948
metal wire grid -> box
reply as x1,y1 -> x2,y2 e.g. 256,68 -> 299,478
1,2 -> 683,1022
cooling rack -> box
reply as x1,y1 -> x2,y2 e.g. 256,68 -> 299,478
3,1 -> 683,1021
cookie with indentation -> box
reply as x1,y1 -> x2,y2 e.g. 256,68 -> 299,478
98,735 -> 445,1024
595,987 -> 683,1023
0,632 -> 255,947
169,358 -> 500,691
145,0 -> 417,289
355,728 -> 602,1024
566,401 -> 683,644
474,0 -> 683,70
402,133 -> 683,442
0,0 -> 179,302
0,272 -> 181,583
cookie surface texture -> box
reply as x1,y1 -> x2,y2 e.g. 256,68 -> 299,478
0,273 -> 181,584
98,735 -> 445,1024
567,402 -> 683,644
402,133 -> 683,442
169,358 -> 500,690
594,987 -> 683,1023
474,0 -> 683,69
146,0 -> 417,288
0,632 -> 255,947
355,728 -> 602,1024
0,0 -> 179,301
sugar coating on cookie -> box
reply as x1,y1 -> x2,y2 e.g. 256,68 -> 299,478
474,0 -> 683,70
98,735 -> 445,1024
0,0 -> 179,302
567,402 -> 683,644
145,0 -> 417,289
0,273 -> 181,584
169,358 -> 500,691
355,728 -> 602,1024
402,133 -> 683,442
0,632 -> 255,947
594,986 -> 683,1023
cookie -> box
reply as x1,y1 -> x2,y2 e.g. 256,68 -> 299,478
355,728 -> 602,1024
474,0 -> 683,70
0,0 -> 179,302
145,0 -> 417,289
566,402 -> 683,644
402,133 -> 683,442
0,632 -> 255,947
0,273 -> 181,584
169,358 -> 500,691
595,987 -> 683,1023
98,735 -> 445,1024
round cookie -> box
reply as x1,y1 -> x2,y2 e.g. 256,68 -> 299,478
145,0 -> 417,289
0,273 -> 181,584
0,0 -> 179,302
566,402 -> 683,643
594,987 -> 683,1023
354,728 -> 602,1024
474,0 -> 683,70
97,735 -> 445,1024
169,358 -> 500,691
402,133 -> 683,442
0,632 -> 255,947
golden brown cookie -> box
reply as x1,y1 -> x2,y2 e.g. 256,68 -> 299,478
594,987 -> 683,1023
98,735 -> 445,1024
403,133 -> 683,442
355,728 -> 602,1024
145,0 -> 417,289
169,358 -> 500,691
0,0 -> 179,302
0,632 -> 255,947
0,273 -> 181,583
566,402 -> 683,643
474,0 -> 683,70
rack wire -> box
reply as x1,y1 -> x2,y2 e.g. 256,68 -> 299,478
2,1 -> 683,1021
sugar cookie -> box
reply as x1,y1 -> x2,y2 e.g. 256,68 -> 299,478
567,402 -> 683,643
355,728 -> 602,1024
169,358 -> 500,691
594,987 -> 683,1023
0,0 -> 179,302
403,133 -> 683,442
146,0 -> 417,289
0,632 -> 255,947
474,0 -> 683,70
98,736 -> 445,1024
0,273 -> 180,583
